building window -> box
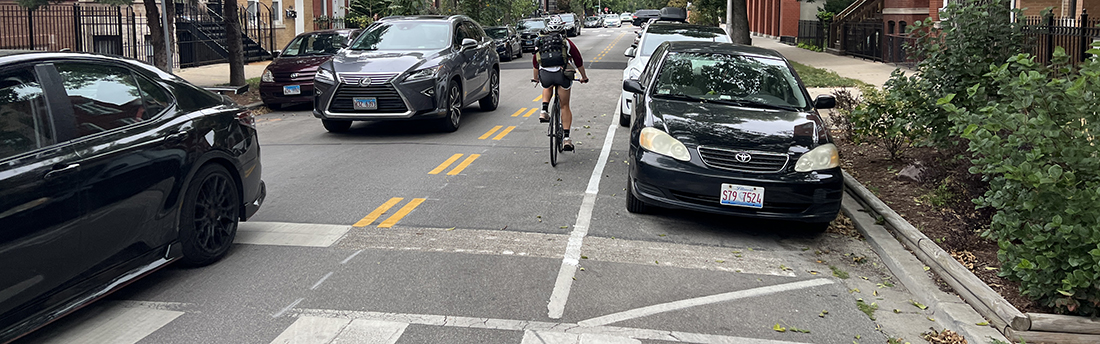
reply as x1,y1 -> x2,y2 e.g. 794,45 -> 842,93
899,21 -> 907,35
273,0 -> 282,24
888,21 -> 895,34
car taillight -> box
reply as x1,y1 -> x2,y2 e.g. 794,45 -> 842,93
237,110 -> 256,128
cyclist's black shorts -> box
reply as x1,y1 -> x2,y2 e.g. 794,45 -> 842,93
539,68 -> 573,90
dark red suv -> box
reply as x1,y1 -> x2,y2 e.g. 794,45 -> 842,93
260,29 -> 361,109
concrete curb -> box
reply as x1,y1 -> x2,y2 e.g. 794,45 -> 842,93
841,193 -> 1009,343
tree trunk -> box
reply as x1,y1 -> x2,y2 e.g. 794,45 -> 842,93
223,0 -> 246,86
732,0 -> 750,45
143,0 -> 168,70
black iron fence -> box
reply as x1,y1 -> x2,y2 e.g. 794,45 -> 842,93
0,4 -> 153,64
1022,13 -> 1100,65
797,20 -> 826,49
315,16 -> 346,30
842,21 -> 882,62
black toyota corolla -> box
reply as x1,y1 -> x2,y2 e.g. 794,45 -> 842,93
622,41 -> 841,230
0,51 -> 264,342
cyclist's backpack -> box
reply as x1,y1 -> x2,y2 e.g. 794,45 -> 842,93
536,32 -> 569,68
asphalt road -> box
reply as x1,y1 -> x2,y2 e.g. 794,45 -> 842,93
14,25 -> 933,344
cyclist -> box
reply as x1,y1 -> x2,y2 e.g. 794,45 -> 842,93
532,15 -> 589,151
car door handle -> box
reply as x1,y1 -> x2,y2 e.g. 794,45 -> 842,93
44,163 -> 80,180
165,131 -> 187,143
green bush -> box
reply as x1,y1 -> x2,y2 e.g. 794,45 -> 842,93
848,73 -> 922,160
945,47 -> 1100,316
797,42 -> 823,52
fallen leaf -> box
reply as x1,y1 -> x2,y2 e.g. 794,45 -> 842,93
716,260 -> 725,263
923,266 -> 931,271
773,323 -> 786,332
985,266 -> 998,270
446,227 -> 456,231
560,226 -> 569,229
849,288 -> 860,293
654,260 -> 659,264
893,309 -> 900,313
818,310 -> 828,318
658,234 -> 666,237
909,300 -> 928,310
976,321 -> 989,326
579,267 -> 585,271
581,255 -> 589,259
927,316 -> 935,322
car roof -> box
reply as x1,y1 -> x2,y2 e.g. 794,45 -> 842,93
663,41 -> 786,60
378,15 -> 465,23
297,29 -> 359,36
646,22 -> 727,34
0,50 -> 178,80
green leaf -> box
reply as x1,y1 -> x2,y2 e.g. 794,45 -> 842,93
773,323 -> 786,332
1048,164 -> 1064,180
976,321 -> 989,326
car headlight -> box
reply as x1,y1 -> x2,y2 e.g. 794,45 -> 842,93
261,69 -> 274,83
315,68 -> 335,84
406,66 -> 441,82
639,127 -> 690,161
627,67 -> 641,80
794,143 -> 840,172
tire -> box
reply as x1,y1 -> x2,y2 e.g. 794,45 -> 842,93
178,164 -> 239,267
619,112 -> 630,127
625,179 -> 650,214
438,80 -> 463,132
479,69 -> 499,111
322,119 -> 352,132
264,101 -> 281,111
515,47 -> 522,59
503,47 -> 513,61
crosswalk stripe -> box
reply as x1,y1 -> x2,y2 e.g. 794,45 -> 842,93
428,153 -> 464,174
332,319 -> 408,344
238,222 -> 352,247
271,317 -> 408,344
354,198 -> 404,227
28,303 -> 183,344
447,154 -> 480,175
492,126 -> 516,140
479,126 -> 503,139
521,331 -> 640,344
378,198 -> 426,228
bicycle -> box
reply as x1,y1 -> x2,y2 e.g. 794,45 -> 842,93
533,76 -> 583,167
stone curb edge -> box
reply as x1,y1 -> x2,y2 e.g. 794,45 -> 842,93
840,189 -> 1009,343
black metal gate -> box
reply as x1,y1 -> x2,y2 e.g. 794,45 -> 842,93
0,4 -> 152,65
843,21 -> 883,61
176,1 -> 275,68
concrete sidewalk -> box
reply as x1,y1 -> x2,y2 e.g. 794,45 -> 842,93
174,60 -> 271,87
751,37 -> 909,87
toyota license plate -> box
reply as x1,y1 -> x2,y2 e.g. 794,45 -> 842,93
353,97 -> 377,110
283,85 -> 300,95
720,183 -> 764,209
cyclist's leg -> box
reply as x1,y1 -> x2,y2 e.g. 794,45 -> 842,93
538,69 -> 555,121
559,87 -> 573,132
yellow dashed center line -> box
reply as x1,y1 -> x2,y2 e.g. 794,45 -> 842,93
354,197 -> 404,227
492,126 -> 516,141
378,198 -> 426,228
447,154 -> 480,175
523,108 -> 539,117
511,108 -> 527,117
532,94 -> 543,102
479,126 -> 502,140
429,154 -> 463,174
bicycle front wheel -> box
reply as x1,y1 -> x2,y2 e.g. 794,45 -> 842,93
550,94 -> 562,167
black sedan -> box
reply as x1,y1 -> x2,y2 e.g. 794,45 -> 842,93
517,18 -> 546,52
485,25 -> 522,61
313,15 -> 500,133
622,41 -> 840,230
0,51 -> 264,342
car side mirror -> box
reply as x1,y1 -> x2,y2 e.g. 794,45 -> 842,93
623,79 -> 644,94
272,50 -> 281,58
624,47 -> 636,58
814,94 -> 836,109
461,38 -> 478,50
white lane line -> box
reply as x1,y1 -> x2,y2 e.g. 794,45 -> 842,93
578,278 -> 834,327
237,221 -> 351,247
310,271 -> 334,290
269,316 -> 350,344
29,304 -> 183,344
293,308 -> 811,344
273,297 -> 305,318
522,330 -> 641,344
341,249 -> 364,264
547,113 -> 619,319
331,319 -> 408,344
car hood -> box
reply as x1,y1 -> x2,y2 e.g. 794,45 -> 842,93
330,49 -> 441,74
268,55 -> 334,72
648,99 -> 824,153
623,56 -> 650,78
519,29 -> 541,36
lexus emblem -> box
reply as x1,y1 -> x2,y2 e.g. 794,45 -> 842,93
290,72 -> 300,79
359,77 -> 372,86
735,152 -> 752,163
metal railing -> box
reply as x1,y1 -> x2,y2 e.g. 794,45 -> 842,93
796,20 -> 826,49
842,21 -> 883,61
0,4 -> 153,64
1022,12 -> 1100,65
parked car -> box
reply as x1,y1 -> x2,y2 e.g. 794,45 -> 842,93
604,14 -> 621,27
622,41 -> 840,230
260,29 -> 361,110
619,21 -> 731,126
485,25 -> 522,61
558,13 -> 582,36
620,12 -> 633,23
517,18 -> 547,52
312,15 -> 501,133
584,16 -> 604,28
631,9 -> 660,26
0,51 -> 265,343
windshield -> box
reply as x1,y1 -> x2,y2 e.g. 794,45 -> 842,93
639,30 -> 730,57
281,33 -> 350,57
586,16 -> 600,22
517,20 -> 546,30
559,14 -> 575,21
485,28 -> 509,39
652,52 -> 808,109
349,22 -> 450,50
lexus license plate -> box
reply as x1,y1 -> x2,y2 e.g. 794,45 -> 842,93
283,85 -> 300,95
720,183 -> 764,209
353,97 -> 377,110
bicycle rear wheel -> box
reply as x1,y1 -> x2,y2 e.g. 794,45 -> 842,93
549,94 -> 560,167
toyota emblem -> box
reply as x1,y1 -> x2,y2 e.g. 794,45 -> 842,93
359,77 -> 372,86
735,152 -> 752,163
